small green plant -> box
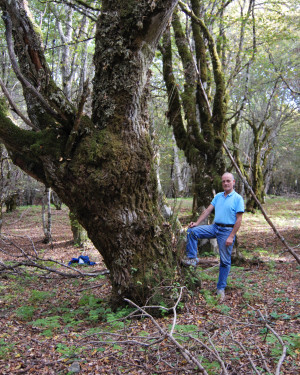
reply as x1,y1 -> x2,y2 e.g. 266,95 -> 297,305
30,316 -> 61,336
201,359 -> 221,374
78,294 -> 102,308
270,311 -> 291,320
29,290 -> 53,302
267,260 -> 277,270
0,339 -> 15,359
198,271 -> 215,282
266,333 -> 300,359
15,305 -> 36,321
200,289 -> 219,306
242,291 -> 263,303
217,304 -> 231,314
172,324 -> 200,344
56,343 -> 81,359
270,311 -> 281,319
106,306 -> 134,322
274,288 -> 285,294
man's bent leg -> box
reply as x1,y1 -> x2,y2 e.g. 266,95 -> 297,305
186,225 -> 216,259
216,228 -> 235,290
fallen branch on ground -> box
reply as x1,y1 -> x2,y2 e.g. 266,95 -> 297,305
0,233 -> 108,278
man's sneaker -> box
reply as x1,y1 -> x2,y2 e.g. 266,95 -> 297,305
181,257 -> 200,267
216,289 -> 225,302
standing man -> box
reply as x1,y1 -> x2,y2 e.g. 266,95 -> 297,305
182,172 -> 244,301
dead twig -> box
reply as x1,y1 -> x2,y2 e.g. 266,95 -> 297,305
124,297 -> 209,374
229,328 -> 262,375
255,343 -> 273,375
256,309 -> 287,375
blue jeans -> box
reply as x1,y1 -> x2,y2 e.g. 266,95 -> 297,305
186,224 -> 235,290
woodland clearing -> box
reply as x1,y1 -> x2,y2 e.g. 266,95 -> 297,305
0,196 -> 299,374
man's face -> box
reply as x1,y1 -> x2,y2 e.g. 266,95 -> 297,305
222,174 -> 235,194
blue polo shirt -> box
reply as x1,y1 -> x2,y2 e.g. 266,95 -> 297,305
211,190 -> 244,225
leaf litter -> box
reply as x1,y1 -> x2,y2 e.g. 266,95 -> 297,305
0,197 -> 299,374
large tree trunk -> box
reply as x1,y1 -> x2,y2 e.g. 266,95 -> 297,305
0,0 -> 179,305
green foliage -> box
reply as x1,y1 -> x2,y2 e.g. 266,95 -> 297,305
0,339 -> 15,359
200,289 -> 219,307
270,311 -> 291,320
201,359 -> 221,374
30,316 -> 61,337
78,294 -> 102,308
55,343 -> 81,359
217,304 -> 231,314
172,324 -> 201,344
182,267 -> 202,290
29,290 -> 53,302
266,333 -> 300,359
15,305 -> 36,321
242,290 -> 263,303
105,306 -> 134,323
173,324 -> 198,333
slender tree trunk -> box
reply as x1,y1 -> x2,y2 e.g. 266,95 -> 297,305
42,188 -> 52,244
0,202 -> 3,233
69,211 -> 87,247
172,136 -> 184,197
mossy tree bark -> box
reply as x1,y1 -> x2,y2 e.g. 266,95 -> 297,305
232,118 -> 271,213
231,76 -> 279,213
0,0 -> 179,304
161,2 -> 227,216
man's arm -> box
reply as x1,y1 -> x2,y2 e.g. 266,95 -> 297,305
189,204 -> 214,228
225,212 -> 243,246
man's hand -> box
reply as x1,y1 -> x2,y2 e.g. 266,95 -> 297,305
225,213 -> 243,246
188,205 -> 214,229
225,235 -> 234,246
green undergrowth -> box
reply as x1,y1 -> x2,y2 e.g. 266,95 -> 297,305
5,273 -> 135,338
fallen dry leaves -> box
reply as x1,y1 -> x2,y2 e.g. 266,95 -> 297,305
0,198 -> 299,374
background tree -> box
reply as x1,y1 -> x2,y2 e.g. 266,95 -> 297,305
224,0 -> 300,209
161,1 -> 228,216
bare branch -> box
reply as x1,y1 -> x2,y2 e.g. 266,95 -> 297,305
0,77 -> 39,131
255,343 -> 273,375
2,11 -> 66,123
256,309 -> 287,375
0,232 -> 108,278
229,329 -> 262,375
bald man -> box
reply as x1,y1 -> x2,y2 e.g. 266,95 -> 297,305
182,173 -> 244,301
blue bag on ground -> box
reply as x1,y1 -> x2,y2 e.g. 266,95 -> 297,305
68,255 -> 96,266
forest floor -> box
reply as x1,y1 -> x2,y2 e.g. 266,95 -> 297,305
0,196 -> 299,375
